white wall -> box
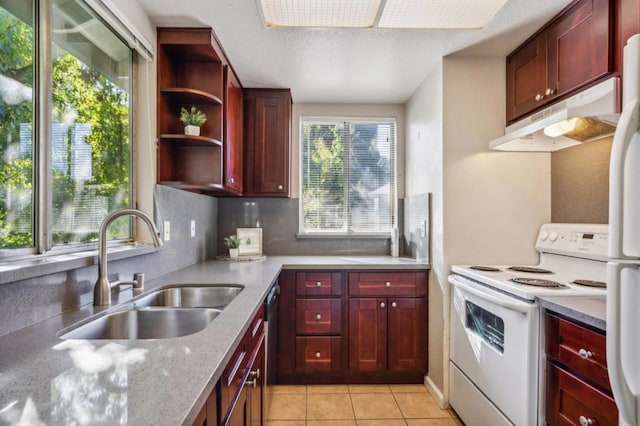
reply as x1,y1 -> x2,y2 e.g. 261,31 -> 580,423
405,56 -> 551,406
108,0 -> 157,231
292,103 -> 406,199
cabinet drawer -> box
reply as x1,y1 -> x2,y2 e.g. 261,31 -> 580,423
295,299 -> 342,335
546,362 -> 617,426
247,308 -> 264,350
295,336 -> 343,373
546,313 -> 610,392
348,272 -> 426,297
296,272 -> 342,296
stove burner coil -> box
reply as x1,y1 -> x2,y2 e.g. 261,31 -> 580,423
469,266 -> 501,272
507,266 -> 553,274
572,279 -> 606,288
509,278 -> 568,288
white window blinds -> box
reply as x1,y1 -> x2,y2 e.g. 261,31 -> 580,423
301,119 -> 397,234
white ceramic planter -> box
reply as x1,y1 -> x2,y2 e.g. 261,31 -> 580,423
229,248 -> 239,258
184,125 -> 201,136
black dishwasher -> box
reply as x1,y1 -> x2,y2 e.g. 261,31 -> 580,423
263,281 -> 279,418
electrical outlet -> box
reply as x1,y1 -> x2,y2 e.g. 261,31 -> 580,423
190,220 -> 196,237
163,221 -> 171,241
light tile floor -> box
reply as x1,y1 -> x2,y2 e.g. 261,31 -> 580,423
267,384 -> 464,426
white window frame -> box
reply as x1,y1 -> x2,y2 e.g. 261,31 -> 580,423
298,116 -> 398,237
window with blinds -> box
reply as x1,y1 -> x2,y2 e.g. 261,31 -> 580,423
300,118 -> 397,235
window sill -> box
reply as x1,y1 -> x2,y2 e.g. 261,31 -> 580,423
0,244 -> 160,286
296,233 -> 389,239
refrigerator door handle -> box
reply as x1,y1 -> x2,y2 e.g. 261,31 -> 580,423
609,97 -> 640,259
607,262 -> 637,426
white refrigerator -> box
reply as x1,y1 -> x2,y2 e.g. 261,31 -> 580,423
608,33 -> 640,426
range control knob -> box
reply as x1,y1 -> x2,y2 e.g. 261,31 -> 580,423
539,231 -> 548,241
549,232 -> 559,242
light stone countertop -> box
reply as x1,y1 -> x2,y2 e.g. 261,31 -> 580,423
539,295 -> 606,331
0,256 -> 428,425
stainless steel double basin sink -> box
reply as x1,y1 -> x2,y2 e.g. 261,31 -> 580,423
59,284 -> 244,340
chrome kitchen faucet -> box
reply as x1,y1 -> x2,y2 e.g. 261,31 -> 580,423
93,208 -> 163,306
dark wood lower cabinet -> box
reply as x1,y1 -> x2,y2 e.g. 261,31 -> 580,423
349,298 -> 387,372
544,311 -> 618,426
349,297 -> 427,374
277,269 -> 428,384
545,362 -> 617,426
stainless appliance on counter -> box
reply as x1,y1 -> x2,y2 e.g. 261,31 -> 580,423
449,223 -> 608,425
263,280 -> 279,419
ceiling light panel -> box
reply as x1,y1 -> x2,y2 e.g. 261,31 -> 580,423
378,0 -> 508,29
259,0 -> 382,28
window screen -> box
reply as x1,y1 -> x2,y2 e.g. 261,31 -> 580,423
301,119 -> 396,234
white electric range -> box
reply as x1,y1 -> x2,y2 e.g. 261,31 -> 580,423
448,223 -> 608,426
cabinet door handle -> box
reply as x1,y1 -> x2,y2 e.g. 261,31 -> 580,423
391,302 -> 397,308
315,281 -> 322,287
380,302 -> 385,308
578,349 -> 593,359
579,415 -> 594,426
535,94 -> 544,101
385,281 -> 391,287
277,184 -> 284,190
545,88 -> 556,96
228,177 -> 234,184
315,313 -> 322,320
315,351 -> 321,358
246,369 -> 260,388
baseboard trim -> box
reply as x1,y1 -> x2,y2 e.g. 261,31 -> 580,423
424,375 -> 449,409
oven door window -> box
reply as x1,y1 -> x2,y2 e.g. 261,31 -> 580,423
465,301 -> 505,353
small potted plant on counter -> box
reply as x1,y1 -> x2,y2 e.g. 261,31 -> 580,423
180,106 -> 207,136
224,234 -> 241,258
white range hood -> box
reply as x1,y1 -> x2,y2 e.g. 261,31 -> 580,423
490,77 -> 620,152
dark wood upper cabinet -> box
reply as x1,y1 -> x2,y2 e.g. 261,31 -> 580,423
156,27 -> 243,196
223,66 -> 243,194
546,0 -> 613,99
506,34 -> 547,122
506,0 -> 613,123
243,89 -> 292,197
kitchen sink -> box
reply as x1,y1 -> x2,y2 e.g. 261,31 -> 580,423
133,284 -> 244,309
59,307 -> 221,340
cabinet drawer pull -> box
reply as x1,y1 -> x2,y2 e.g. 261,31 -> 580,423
391,302 -> 397,308
315,313 -> 322,320
315,351 -> 321,358
578,349 -> 593,359
380,302 -> 385,308
535,94 -> 544,101
579,415 -> 594,426
545,88 -> 556,96
246,369 -> 260,388
385,281 -> 391,287
316,281 -> 322,287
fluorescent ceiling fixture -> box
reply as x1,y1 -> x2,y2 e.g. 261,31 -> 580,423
259,0 -> 382,28
258,0 -> 508,29
379,0 -> 508,29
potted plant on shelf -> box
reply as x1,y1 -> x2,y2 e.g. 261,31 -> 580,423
224,234 -> 241,258
180,106 -> 207,136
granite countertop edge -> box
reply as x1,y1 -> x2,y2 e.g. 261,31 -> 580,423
538,295 -> 606,332
0,255 -> 429,425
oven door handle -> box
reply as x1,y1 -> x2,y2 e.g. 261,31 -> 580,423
449,276 -> 532,314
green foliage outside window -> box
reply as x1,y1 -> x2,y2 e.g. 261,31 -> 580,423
0,6 -> 131,249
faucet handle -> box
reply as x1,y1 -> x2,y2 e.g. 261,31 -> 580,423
133,273 -> 144,290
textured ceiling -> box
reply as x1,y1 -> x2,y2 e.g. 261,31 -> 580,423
136,0 -> 573,103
